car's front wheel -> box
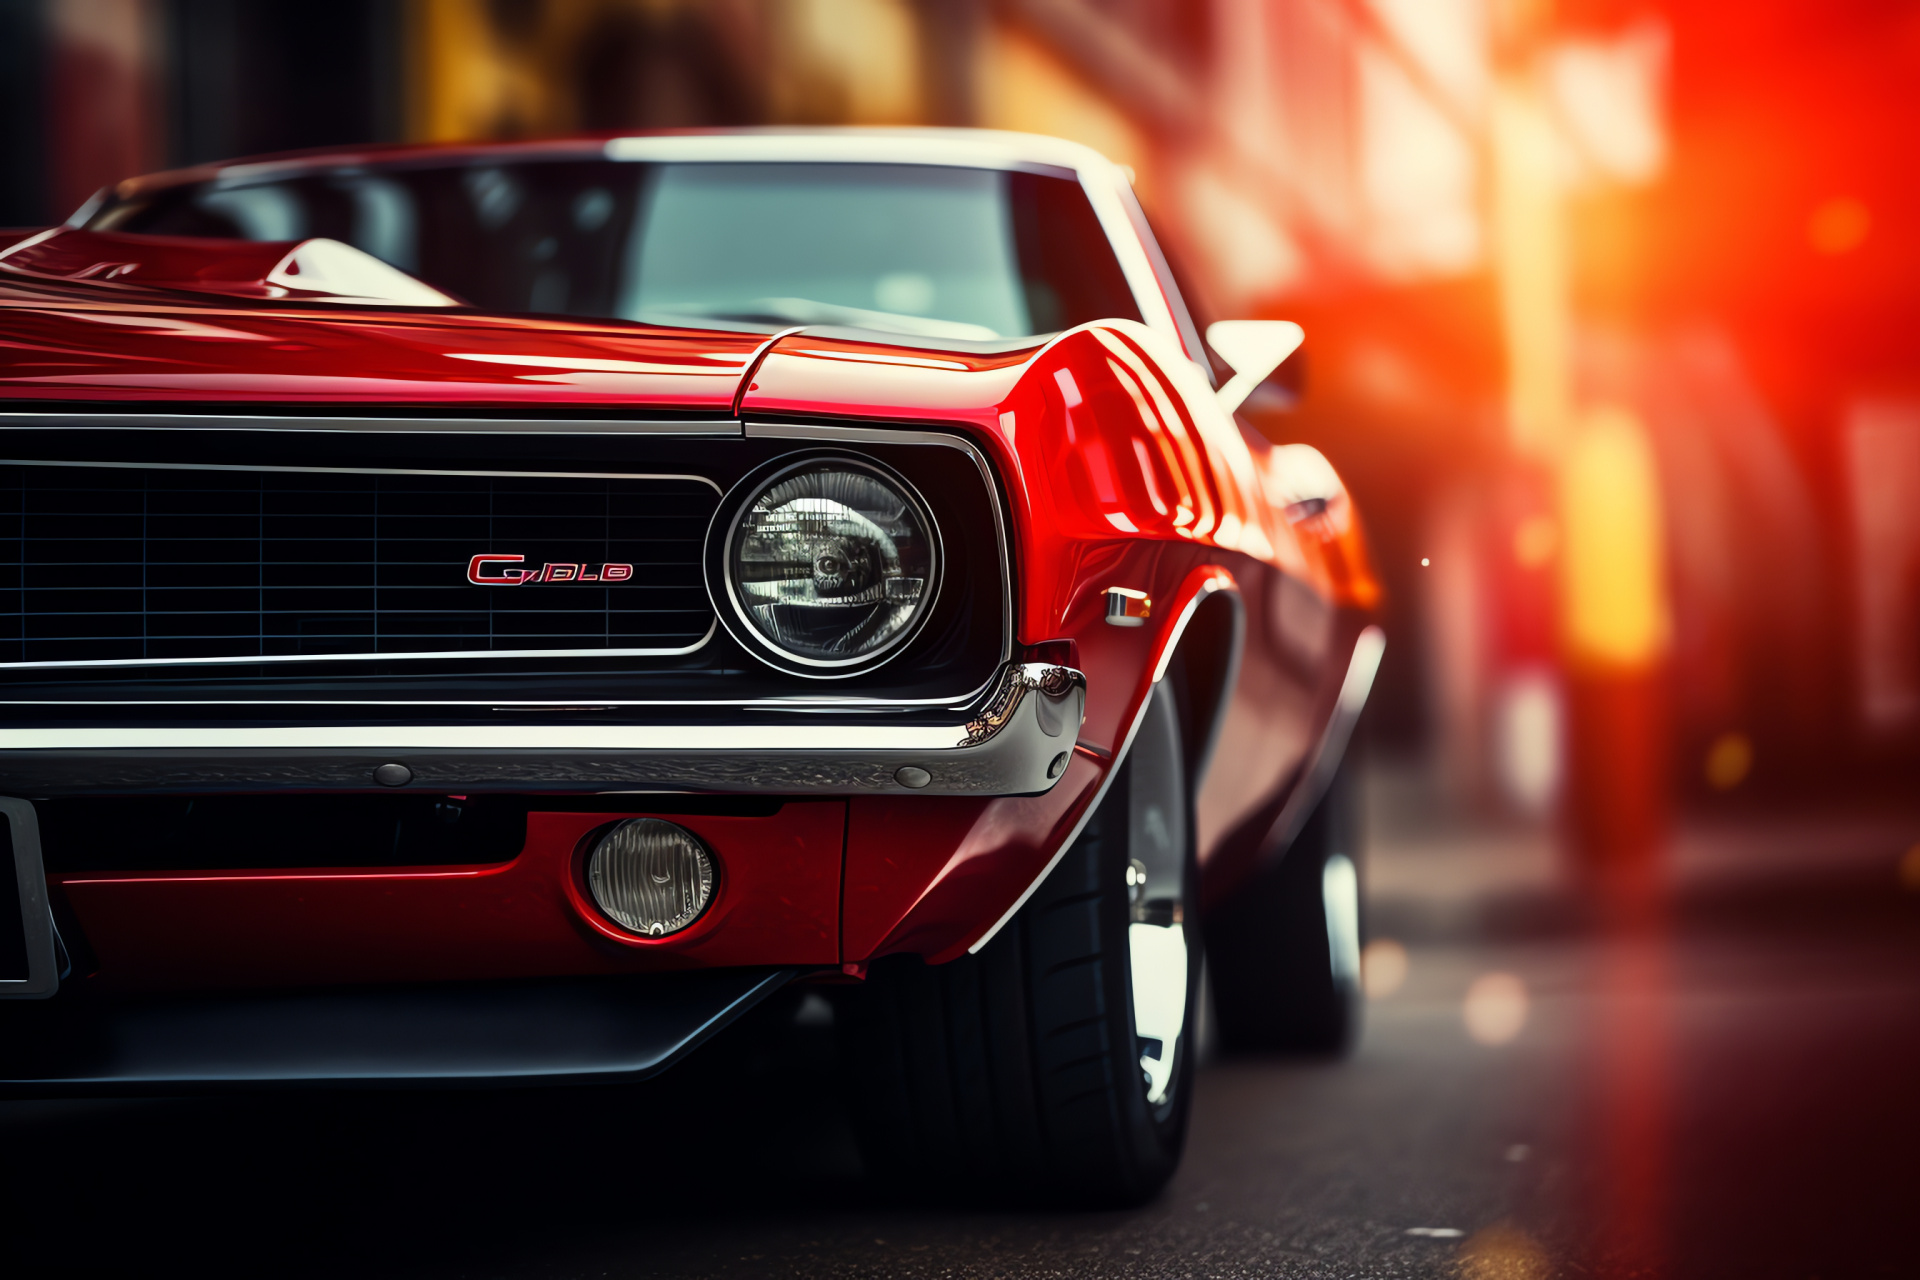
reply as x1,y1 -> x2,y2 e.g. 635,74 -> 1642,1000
838,679 -> 1198,1207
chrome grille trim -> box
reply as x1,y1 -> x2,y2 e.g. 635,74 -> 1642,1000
0,413 -> 743,436
0,461 -> 718,668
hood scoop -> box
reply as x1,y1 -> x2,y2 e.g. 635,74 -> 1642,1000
0,227 -> 462,308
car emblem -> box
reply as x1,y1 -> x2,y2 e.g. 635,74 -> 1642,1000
467,554 -> 634,586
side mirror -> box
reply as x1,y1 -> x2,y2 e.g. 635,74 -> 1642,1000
1208,320 -> 1305,415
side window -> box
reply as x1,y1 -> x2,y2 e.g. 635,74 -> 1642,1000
1007,172 -> 1142,334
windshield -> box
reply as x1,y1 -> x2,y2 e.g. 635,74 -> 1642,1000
89,159 -> 1144,340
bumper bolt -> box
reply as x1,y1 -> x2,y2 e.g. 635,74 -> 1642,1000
894,766 -> 932,789
373,762 -> 413,787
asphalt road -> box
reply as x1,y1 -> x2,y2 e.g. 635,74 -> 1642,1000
4,795 -> 1917,1279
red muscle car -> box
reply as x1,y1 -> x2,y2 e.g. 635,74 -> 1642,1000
0,129 -> 1380,1205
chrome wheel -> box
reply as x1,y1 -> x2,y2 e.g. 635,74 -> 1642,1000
1126,682 -> 1191,1109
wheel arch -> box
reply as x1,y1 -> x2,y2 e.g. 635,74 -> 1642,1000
1157,578 -> 1244,795
964,566 -> 1243,956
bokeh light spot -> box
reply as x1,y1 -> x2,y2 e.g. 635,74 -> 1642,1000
1898,843 -> 1920,891
1512,515 -> 1558,568
1457,1222 -> 1549,1280
1809,197 -> 1871,254
1464,972 -> 1529,1044
1704,731 -> 1753,790
1362,937 -> 1409,998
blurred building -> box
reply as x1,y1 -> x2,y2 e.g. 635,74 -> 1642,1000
2,0 -> 1916,814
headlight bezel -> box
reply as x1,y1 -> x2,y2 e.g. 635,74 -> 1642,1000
706,452 -> 944,677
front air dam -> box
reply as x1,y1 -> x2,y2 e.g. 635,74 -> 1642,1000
0,967 -> 796,1091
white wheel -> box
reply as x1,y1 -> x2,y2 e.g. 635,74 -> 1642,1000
1126,682 -> 1191,1109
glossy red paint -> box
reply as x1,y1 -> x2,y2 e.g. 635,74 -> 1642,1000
744,322 -> 1304,641
54,805 -> 844,991
0,164 -> 1381,991
0,275 -> 758,410
844,753 -> 1104,966
1,228 -> 370,301
746,319 -> 1369,958
754,314 -> 1382,950
843,559 -> 1248,965
743,331 -> 1037,422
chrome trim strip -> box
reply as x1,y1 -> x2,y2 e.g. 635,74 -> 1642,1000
0,621 -> 719,672
730,325 -> 806,417
0,456 -> 725,492
744,421 -> 1014,673
601,129 -> 1094,176
966,576 -> 1243,954
1259,625 -> 1386,866
0,681 -> 986,709
0,721 -> 978,751
0,413 -> 743,436
0,662 -> 1085,798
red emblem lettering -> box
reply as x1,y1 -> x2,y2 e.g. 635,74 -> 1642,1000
467,556 -> 635,585
467,554 -> 529,586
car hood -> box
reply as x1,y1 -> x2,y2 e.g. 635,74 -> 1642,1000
0,231 -> 771,413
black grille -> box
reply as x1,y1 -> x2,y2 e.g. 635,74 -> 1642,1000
0,464 -> 718,665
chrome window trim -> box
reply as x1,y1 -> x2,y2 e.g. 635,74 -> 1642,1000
0,413 -> 743,437
601,130 -> 1094,171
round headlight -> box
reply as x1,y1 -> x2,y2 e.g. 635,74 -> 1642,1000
720,459 -> 938,669
586,819 -> 715,937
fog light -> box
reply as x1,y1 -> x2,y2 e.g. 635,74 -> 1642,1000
586,819 -> 715,937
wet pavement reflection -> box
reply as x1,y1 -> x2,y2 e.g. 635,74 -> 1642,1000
3,768 -> 1917,1278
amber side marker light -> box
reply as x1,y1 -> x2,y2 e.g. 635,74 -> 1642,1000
586,819 -> 716,937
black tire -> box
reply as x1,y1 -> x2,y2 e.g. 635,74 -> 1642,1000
838,682 -> 1199,1208
1206,760 -> 1363,1054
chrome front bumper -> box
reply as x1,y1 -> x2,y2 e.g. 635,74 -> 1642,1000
0,663 -> 1087,797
